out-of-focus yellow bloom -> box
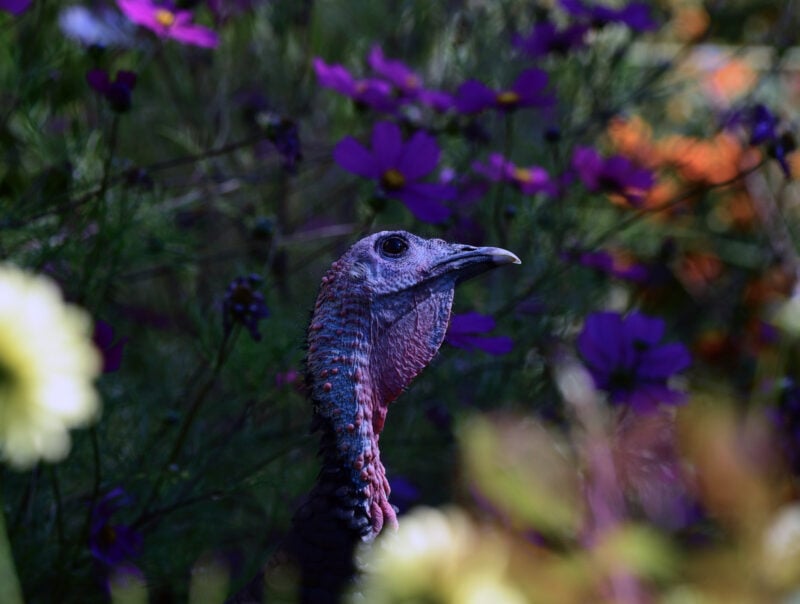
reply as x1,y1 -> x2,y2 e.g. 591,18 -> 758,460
353,507 -> 528,604
0,264 -> 100,469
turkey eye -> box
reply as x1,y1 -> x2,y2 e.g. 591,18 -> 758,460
379,235 -> 409,257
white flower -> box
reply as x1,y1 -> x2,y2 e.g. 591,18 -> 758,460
0,265 -> 101,469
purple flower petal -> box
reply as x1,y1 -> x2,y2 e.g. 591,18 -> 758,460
396,130 -> 440,180
167,22 -> 219,48
0,0 -> 31,15
395,183 -> 454,223
334,136 -> 380,178
87,68 -> 111,93
455,79 -> 497,114
637,343 -> 692,378
371,121 -> 403,171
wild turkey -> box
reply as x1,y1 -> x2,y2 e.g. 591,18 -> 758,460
229,230 -> 520,603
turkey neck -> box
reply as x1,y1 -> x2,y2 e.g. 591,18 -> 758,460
306,280 -> 398,539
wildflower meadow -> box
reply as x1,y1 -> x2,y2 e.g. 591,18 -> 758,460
2,0 -> 800,602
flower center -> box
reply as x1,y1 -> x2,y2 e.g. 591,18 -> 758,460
513,167 -> 533,183
496,90 -> 520,106
381,168 -> 406,190
404,75 -> 421,90
155,8 -> 176,28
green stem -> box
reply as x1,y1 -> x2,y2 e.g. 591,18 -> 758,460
0,479 -> 24,604
133,328 -> 239,528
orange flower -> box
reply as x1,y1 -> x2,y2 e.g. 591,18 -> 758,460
607,115 -> 660,168
714,189 -> 758,231
744,265 -> 796,309
659,133 -> 756,185
704,58 -> 757,105
670,4 -> 709,42
675,250 -> 724,297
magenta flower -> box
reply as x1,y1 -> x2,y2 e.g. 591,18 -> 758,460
367,45 -> 423,98
514,22 -> 589,57
472,152 -> 557,196
578,311 -> 691,413
572,146 -> 654,205
334,121 -> 455,223
445,312 -> 513,355
0,0 -> 30,15
115,0 -> 219,48
313,57 -> 397,113
455,68 -> 554,114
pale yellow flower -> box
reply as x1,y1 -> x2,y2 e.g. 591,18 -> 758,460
0,264 -> 101,469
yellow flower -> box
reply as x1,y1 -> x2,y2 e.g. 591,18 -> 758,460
0,265 -> 101,469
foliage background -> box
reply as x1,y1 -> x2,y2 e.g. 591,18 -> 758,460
2,0 -> 800,602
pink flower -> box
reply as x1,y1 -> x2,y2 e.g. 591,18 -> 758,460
115,0 -> 218,48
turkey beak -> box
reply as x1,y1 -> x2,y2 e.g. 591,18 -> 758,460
432,244 -> 521,283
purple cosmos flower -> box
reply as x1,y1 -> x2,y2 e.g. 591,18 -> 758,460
577,311 -> 691,413
561,0 -> 657,32
87,69 -> 137,113
222,274 -> 270,341
514,22 -> 589,57
472,152 -> 558,196
334,121 -> 455,223
367,45 -> 423,98
115,0 -> 219,48
727,104 -> 796,177
0,0 -> 30,15
313,57 -> 397,113
89,488 -> 142,567
562,249 -> 650,283
445,312 -> 513,355
455,68 -> 555,114
572,146 -> 654,205
93,320 -> 128,373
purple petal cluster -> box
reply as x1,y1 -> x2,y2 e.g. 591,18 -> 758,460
562,249 -> 650,283
561,0 -> 657,32
578,311 -> 691,413
455,68 -> 554,114
116,0 -> 219,48
572,146 -> 654,205
93,320 -> 128,373
0,0 -> 30,15
514,22 -> 589,58
334,121 -> 455,223
89,488 -> 142,567
445,312 -> 513,355
87,69 -> 137,113
222,274 -> 270,341
313,57 -> 397,113
727,104 -> 796,177
473,152 -> 558,196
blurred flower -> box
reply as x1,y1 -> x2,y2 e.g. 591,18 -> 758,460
354,506 -> 528,604
607,115 -> 660,169
767,380 -> 800,475
455,68 -> 554,114
334,121 -> 455,223
703,58 -> 757,106
87,69 -> 137,113
59,4 -> 136,47
563,249 -> 650,283
313,57 -> 397,113
577,311 -> 691,413
445,312 -> 513,355
0,265 -> 101,469
388,476 -> 420,514
223,274 -> 270,341
262,114 -> 302,173
659,132 -> 755,185
727,104 -> 796,177
561,0 -> 657,31
472,152 -> 557,196
572,146 -> 654,205
514,22 -> 589,57
89,488 -> 142,567
115,0 -> 219,48
0,0 -> 30,15
367,45 -> 423,98
93,320 -> 128,373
